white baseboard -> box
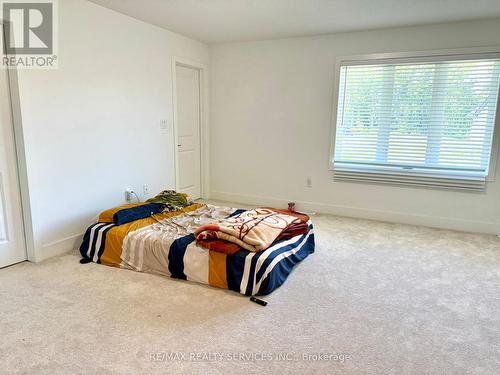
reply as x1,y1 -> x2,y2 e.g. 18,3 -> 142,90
39,233 -> 83,262
211,190 -> 500,235
32,190 -> 499,263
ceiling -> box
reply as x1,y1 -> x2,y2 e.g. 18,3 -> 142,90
88,0 -> 500,43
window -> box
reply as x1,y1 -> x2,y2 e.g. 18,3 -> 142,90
332,53 -> 500,191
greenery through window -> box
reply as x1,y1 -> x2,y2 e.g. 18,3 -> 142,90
334,57 -> 500,179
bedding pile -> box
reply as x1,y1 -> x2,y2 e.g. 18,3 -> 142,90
79,196 -> 314,296
195,207 -> 310,254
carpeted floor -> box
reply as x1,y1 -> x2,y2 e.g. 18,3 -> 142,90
1,204 -> 500,374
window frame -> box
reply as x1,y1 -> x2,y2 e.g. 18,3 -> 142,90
329,47 -> 500,187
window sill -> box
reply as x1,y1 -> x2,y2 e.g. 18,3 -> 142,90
332,164 -> 488,192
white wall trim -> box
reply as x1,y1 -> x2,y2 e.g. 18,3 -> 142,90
211,190 -> 500,235
171,56 -> 211,199
39,233 -> 83,263
3,20 -> 35,263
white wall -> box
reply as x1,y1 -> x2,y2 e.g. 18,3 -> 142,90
210,19 -> 500,234
17,0 -> 209,261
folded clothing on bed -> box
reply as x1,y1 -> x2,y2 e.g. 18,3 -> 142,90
195,207 -> 309,253
267,208 -> 310,242
146,190 -> 191,212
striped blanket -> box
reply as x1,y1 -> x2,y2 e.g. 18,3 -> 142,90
80,204 -> 315,296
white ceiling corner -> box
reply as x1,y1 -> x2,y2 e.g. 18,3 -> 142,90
88,0 -> 500,43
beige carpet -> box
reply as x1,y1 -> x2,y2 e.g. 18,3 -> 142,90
1,205 -> 500,374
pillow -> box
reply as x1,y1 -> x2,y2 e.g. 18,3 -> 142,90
98,202 -> 147,223
112,203 -> 164,225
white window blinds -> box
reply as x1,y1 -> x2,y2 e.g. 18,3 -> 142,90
333,55 -> 500,191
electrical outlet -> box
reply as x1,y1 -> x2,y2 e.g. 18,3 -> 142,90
143,184 -> 149,196
160,119 -> 168,130
306,176 -> 312,188
125,189 -> 133,202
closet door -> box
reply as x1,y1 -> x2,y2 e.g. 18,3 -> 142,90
175,65 -> 201,199
0,62 -> 26,268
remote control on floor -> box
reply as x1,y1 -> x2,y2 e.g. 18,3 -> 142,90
250,296 -> 267,306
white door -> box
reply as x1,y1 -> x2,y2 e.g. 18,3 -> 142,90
0,66 -> 26,267
175,65 -> 201,199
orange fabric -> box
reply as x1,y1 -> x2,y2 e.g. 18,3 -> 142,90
197,238 -> 240,255
208,251 -> 228,289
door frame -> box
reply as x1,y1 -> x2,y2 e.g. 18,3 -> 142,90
171,56 -> 210,199
0,20 -> 34,263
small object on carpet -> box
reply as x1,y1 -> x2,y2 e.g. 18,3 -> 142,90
250,296 -> 267,306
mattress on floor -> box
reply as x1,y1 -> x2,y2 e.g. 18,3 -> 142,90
79,204 -> 315,296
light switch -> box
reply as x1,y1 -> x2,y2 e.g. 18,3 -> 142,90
160,119 -> 168,130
